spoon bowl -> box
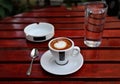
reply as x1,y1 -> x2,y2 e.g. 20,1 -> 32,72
31,48 -> 39,58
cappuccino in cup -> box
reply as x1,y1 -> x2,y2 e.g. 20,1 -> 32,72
50,38 -> 72,50
48,37 -> 80,65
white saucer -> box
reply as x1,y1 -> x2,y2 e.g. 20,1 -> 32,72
40,50 -> 84,75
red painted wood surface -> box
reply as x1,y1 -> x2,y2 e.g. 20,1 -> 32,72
0,5 -> 120,84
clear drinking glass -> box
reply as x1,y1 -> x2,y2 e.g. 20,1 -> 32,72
84,1 -> 108,47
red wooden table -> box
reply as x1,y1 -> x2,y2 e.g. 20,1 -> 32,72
0,5 -> 120,84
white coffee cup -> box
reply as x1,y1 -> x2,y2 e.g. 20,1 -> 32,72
48,37 -> 80,65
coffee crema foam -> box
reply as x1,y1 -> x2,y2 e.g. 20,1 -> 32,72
50,39 -> 72,50
54,41 -> 67,49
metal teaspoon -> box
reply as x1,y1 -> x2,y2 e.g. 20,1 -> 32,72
26,48 -> 39,76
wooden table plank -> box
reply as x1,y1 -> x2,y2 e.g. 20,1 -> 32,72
60,81 -> 120,84
0,50 -> 120,62
30,6 -> 85,12
0,64 -> 120,79
0,81 -> 120,84
0,30 -> 120,38
0,82 -> 60,84
0,17 -> 85,23
1,22 -> 120,30
14,12 -> 85,18
0,17 -> 120,24
0,39 -> 119,48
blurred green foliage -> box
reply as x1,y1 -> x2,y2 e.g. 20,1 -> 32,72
0,0 -> 13,18
0,0 -> 36,19
63,0 -> 102,7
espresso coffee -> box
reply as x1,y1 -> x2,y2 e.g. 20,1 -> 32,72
50,38 -> 72,50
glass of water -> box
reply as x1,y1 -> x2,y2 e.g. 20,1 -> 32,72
84,1 -> 108,47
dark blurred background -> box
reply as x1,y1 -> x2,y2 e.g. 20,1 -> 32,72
0,0 -> 120,19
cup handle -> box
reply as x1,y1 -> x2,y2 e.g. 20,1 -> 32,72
72,46 -> 80,56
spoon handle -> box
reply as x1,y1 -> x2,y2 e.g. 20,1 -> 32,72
26,58 -> 34,76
